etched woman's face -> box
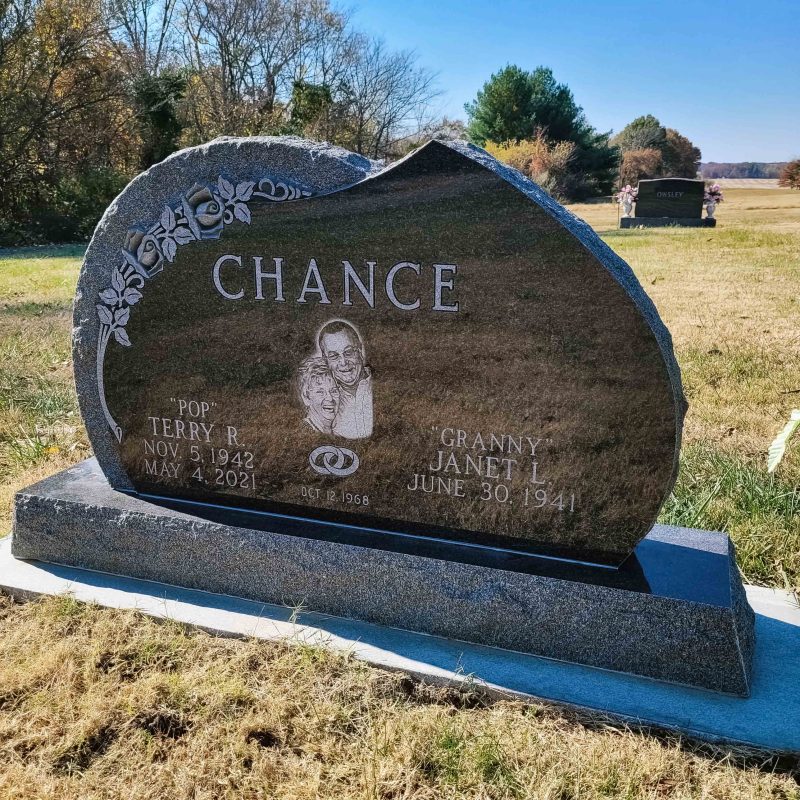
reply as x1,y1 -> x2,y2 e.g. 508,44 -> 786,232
304,373 -> 340,423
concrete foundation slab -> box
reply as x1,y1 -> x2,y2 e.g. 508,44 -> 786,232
1,535 -> 798,755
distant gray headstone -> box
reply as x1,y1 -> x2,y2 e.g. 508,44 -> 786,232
635,178 -> 704,218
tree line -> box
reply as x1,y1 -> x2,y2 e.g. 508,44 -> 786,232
464,67 -> 702,201
701,162 -> 787,179
0,0 -> 439,244
2,9 -> 722,247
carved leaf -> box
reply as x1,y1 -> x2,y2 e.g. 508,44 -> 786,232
218,176 -> 235,200
114,306 -> 130,326
124,288 -> 143,305
123,267 -> 144,288
161,206 -> 176,231
96,305 -> 113,325
114,327 -> 132,346
233,203 -> 251,224
236,181 -> 255,201
162,236 -> 177,262
172,226 -> 194,245
99,288 -> 119,304
112,268 -> 125,291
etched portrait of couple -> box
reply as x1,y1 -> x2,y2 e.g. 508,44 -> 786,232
296,319 -> 373,440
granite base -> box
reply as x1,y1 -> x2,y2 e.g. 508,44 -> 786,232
11,459 -> 755,695
620,217 -> 717,228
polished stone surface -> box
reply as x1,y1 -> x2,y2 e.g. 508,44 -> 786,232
12,459 -> 755,694
634,178 -> 705,218
2,534 -> 794,754
74,137 -> 686,565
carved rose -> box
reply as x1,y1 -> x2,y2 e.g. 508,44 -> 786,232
122,228 -> 164,278
183,183 -> 225,239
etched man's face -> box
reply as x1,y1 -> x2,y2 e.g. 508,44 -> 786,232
321,330 -> 363,388
304,373 -> 340,423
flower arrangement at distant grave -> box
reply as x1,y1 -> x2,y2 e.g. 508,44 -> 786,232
615,185 -> 638,217
704,184 -> 724,218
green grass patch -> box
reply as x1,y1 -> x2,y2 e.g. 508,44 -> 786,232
681,343 -> 775,384
0,323 -> 81,481
661,443 -> 800,589
0,244 -> 84,306
416,721 -> 521,795
1,300 -> 73,316
601,226 -> 800,269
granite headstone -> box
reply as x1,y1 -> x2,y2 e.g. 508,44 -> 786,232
635,178 -> 704,218
621,177 -> 714,229
11,136 -> 754,695
75,138 -> 684,566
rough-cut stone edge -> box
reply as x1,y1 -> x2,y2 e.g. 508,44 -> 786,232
727,536 -> 757,696
12,460 -> 753,695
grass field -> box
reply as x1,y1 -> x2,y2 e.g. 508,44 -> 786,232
1,189 -> 799,797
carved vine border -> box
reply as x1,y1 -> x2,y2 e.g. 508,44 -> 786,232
96,176 -> 313,442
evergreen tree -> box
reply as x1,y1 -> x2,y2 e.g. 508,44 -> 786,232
612,115 -> 666,153
288,81 -> 333,134
464,65 -> 536,145
465,65 -> 618,198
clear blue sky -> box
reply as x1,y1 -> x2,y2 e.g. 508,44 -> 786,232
353,0 -> 799,163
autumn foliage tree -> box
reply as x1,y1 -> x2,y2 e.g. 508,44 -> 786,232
662,129 -> 701,177
619,148 -> 663,187
612,115 -> 701,187
483,132 -> 576,200
778,159 -> 800,189
0,0 -> 440,244
0,0 -> 135,241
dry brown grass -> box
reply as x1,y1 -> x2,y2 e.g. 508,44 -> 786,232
2,192 -> 800,796
1,595 -> 797,800
568,191 -> 800,590
569,192 -> 800,455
